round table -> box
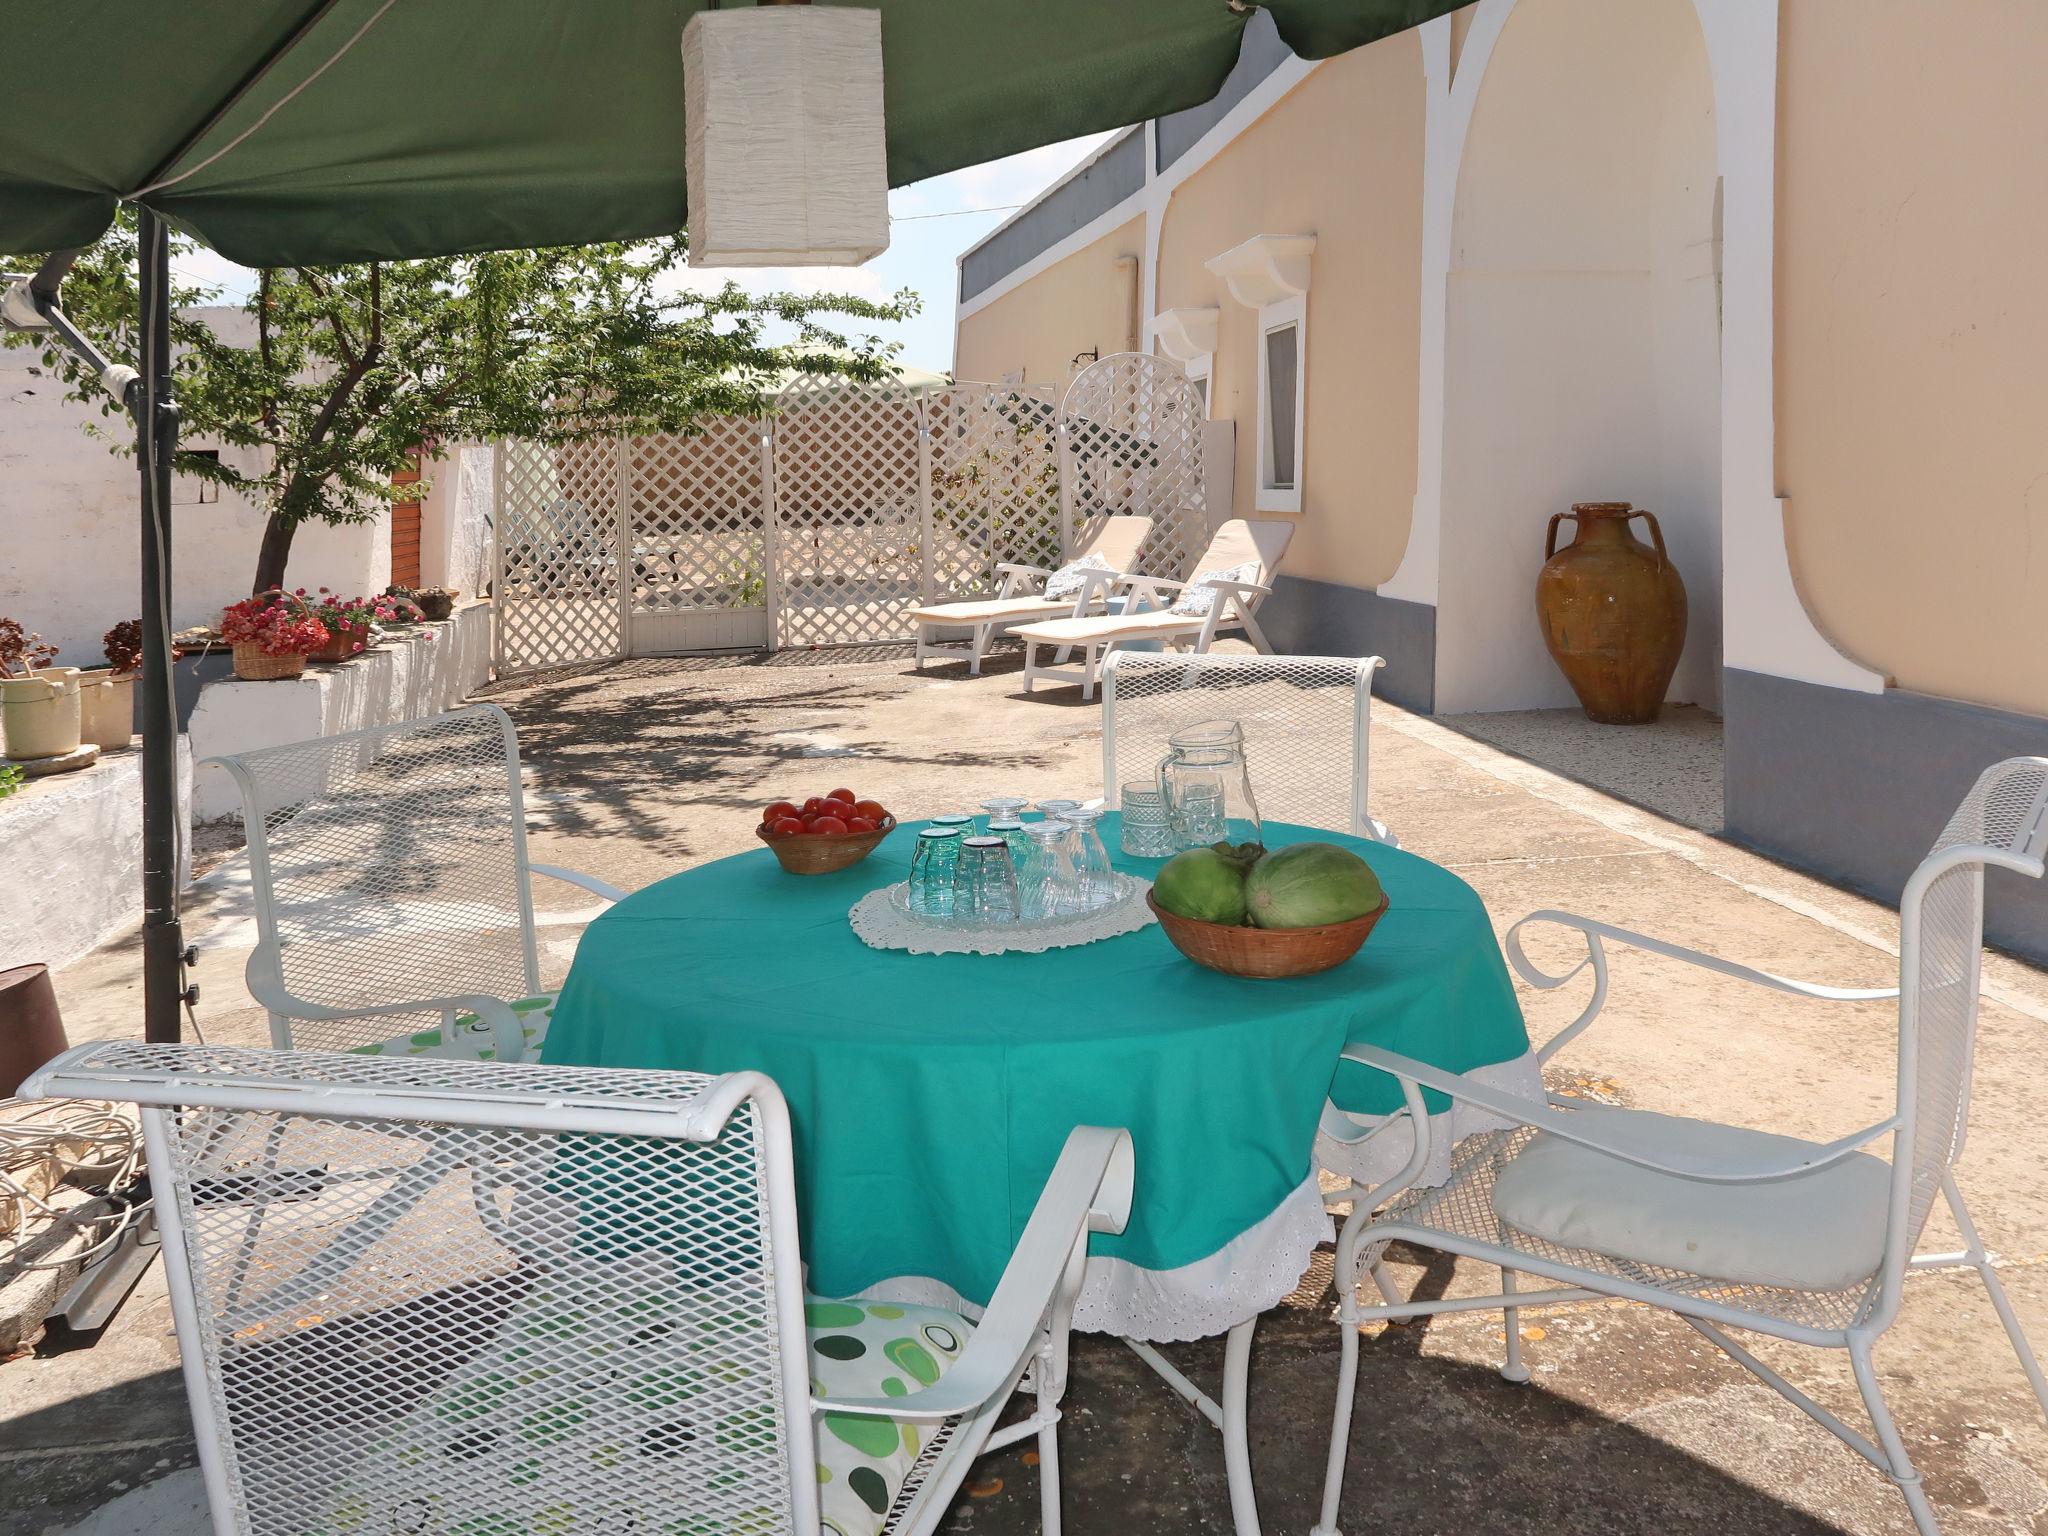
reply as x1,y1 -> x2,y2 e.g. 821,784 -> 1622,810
542,818 -> 1531,1339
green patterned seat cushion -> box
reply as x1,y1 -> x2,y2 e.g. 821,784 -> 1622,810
320,1259 -> 970,1536
807,1297 -> 972,1536
347,994 -> 556,1062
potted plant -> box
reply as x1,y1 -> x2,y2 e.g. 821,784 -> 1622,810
381,585 -> 424,625
76,619 -> 144,749
413,586 -> 460,622
219,592 -> 330,680
0,618 -> 81,761
304,588 -> 419,662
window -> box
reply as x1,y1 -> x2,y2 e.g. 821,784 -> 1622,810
1253,295 -> 1305,512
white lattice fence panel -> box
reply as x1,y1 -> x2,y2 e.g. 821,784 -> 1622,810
495,439 -> 624,674
1061,354 -> 1210,579
770,380 -> 923,646
925,383 -> 1061,599
627,419 -> 767,615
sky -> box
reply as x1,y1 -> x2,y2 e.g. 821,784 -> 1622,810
173,131 -> 1116,378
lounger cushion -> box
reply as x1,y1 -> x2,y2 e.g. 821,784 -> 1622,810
349,994 -> 556,1063
1490,1107 -> 1891,1293
1015,610 -> 1201,645
911,596 -> 1067,625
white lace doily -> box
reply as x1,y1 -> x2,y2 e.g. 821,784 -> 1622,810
838,1174 -> 1334,1342
848,877 -> 1156,955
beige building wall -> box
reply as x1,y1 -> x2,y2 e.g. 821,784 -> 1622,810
953,216 -> 1145,392
1777,0 -> 2048,717
1154,35 -> 1426,592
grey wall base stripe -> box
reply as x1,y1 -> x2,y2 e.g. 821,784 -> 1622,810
1258,575 -> 1436,713
1724,669 -> 2048,965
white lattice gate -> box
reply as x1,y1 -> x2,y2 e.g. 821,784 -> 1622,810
1060,354 -> 1212,579
493,362 -> 1194,673
495,438 -> 624,674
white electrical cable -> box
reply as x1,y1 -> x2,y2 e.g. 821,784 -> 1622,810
0,1099 -> 148,1276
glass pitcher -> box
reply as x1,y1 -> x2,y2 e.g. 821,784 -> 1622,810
1156,719 -> 1263,850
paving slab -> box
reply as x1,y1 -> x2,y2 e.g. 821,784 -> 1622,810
12,641 -> 2048,1536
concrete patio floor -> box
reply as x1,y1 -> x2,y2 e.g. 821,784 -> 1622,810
11,640 -> 2048,1536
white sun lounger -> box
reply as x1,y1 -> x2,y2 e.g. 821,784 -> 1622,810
1014,519 -> 1295,700
912,514 -> 1154,675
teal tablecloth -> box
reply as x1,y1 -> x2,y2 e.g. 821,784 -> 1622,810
542,819 -> 1527,1310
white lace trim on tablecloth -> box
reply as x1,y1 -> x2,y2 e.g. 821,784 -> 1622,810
847,878 -> 1156,955
1313,1049 -> 1545,1190
838,1173 -> 1333,1343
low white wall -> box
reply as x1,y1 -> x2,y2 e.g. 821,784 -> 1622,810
0,740 -> 194,970
188,604 -> 494,821
0,307 -> 387,668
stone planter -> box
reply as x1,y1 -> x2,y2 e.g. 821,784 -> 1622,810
75,669 -> 136,749
415,589 -> 457,622
1535,502 -> 1687,725
1,668 -> 83,760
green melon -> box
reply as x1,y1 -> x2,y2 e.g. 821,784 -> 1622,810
1244,843 -> 1384,929
1153,847 -> 1249,925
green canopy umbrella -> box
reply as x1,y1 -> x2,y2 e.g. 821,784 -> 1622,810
0,0 -> 1461,1043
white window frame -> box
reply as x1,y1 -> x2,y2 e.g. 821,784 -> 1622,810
1254,295 -> 1305,513
1183,352 -> 1213,421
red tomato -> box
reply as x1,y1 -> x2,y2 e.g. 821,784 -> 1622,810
853,799 -> 887,823
827,787 -> 858,805
811,815 -> 850,835
764,800 -> 799,823
801,797 -> 830,817
770,816 -> 805,838
845,816 -> 877,833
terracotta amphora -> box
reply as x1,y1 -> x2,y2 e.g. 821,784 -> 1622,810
1535,502 -> 1687,725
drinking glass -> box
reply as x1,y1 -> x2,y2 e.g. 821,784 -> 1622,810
978,795 -> 1028,833
987,817 -> 1029,857
929,813 -> 974,832
1034,798 -> 1080,820
909,826 -> 962,917
1055,805 -> 1118,911
1016,820 -> 1077,921
1118,781 -> 1176,858
958,836 -> 1021,923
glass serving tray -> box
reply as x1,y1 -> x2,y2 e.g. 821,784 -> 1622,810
883,872 -> 1145,933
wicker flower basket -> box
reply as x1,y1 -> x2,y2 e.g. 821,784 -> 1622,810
755,816 -> 895,875
232,642 -> 308,681
1146,893 -> 1390,979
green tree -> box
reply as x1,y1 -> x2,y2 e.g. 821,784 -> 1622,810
7,214 -> 912,593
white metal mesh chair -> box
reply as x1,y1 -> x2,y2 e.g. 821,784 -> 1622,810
202,704 -> 626,1060
1313,757 -> 2048,1536
23,1044 -> 1133,1536
1101,652 -> 1393,843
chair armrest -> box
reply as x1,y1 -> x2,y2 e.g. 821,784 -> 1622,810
993,561 -> 1053,581
1339,1042 -> 1896,1183
529,863 -> 628,904
1115,575 -> 1182,614
811,1125 -> 1133,1420
245,951 -> 527,1061
1506,908 -> 1899,1064
1202,577 -> 1273,601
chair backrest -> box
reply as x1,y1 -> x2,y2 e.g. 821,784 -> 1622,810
23,1043 -> 818,1536
1101,653 -> 1386,838
1074,513 -> 1156,574
203,704 -> 541,1051
1884,757 -> 2048,1295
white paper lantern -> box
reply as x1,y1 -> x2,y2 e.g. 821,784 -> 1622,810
681,4 -> 890,268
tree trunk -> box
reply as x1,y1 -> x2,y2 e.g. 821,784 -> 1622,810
252,513 -> 297,595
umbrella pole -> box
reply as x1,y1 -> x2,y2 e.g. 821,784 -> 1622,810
135,208 -> 187,1045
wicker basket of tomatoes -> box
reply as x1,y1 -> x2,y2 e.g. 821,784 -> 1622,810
755,789 -> 896,875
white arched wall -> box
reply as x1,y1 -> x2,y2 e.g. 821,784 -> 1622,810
1432,0 -> 1720,714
